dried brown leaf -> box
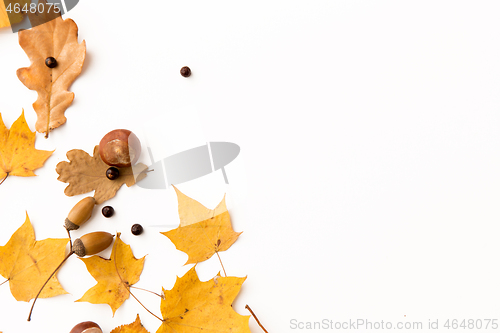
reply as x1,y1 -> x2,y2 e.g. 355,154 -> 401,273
56,146 -> 147,204
16,0 -> 85,137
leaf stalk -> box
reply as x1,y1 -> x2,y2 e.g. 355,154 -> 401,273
27,251 -> 74,321
0,173 -> 8,186
216,252 -> 227,277
246,305 -> 269,333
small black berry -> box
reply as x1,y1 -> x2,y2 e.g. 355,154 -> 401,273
45,57 -> 57,68
102,206 -> 114,218
180,66 -> 191,77
131,224 -> 143,235
106,167 -> 120,180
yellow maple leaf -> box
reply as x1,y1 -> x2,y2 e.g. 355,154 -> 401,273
161,187 -> 242,264
0,111 -> 53,184
16,1 -> 86,137
111,314 -> 150,333
0,213 -> 68,302
0,0 -> 30,28
77,233 -> 145,315
157,266 -> 250,333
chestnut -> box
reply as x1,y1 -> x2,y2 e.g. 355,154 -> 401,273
69,321 -> 102,333
99,129 -> 141,168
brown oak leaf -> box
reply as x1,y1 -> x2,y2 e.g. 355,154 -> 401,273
16,0 -> 86,137
56,146 -> 147,204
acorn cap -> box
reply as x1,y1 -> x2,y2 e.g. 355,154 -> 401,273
73,232 -> 114,257
65,197 -> 96,231
72,238 -> 86,257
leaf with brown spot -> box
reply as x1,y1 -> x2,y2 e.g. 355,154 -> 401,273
0,111 -> 53,185
16,0 -> 86,137
56,146 -> 147,204
0,213 -> 68,302
111,314 -> 150,333
161,187 -> 241,264
157,266 -> 250,333
77,233 -> 145,315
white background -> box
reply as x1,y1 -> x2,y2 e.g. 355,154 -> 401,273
1,1 -> 500,332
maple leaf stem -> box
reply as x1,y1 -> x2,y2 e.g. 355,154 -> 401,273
0,173 -> 8,186
130,285 -> 164,299
0,279 -> 8,287
245,305 -> 269,333
128,288 -> 164,322
216,252 -> 227,277
27,251 -> 74,321
112,242 -> 163,322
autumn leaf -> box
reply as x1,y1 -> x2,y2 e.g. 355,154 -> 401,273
56,146 -> 147,204
77,233 -> 145,315
16,0 -> 86,137
0,111 -> 53,184
0,0 -> 30,28
173,185 -> 228,227
111,315 -> 150,333
161,187 -> 241,264
0,213 -> 68,302
157,266 -> 250,333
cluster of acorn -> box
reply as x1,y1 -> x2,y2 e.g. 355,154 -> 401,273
28,129 -> 146,324
64,129 -> 144,259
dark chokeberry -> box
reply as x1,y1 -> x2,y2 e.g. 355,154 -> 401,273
102,206 -> 114,218
180,66 -> 191,77
106,167 -> 120,180
45,57 -> 57,68
131,224 -> 143,235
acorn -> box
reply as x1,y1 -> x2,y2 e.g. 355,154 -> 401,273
65,197 -> 96,231
72,232 -> 114,257
70,321 -> 102,333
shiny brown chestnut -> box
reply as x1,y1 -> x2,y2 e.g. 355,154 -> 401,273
69,321 -> 102,333
99,129 -> 141,168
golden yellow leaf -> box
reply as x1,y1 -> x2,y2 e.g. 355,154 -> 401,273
0,213 -> 68,302
77,233 -> 145,316
56,146 -> 147,205
157,266 -> 250,333
0,0 -> 29,28
16,1 -> 85,137
161,187 -> 241,264
111,314 -> 150,333
173,185 -> 228,227
0,111 -> 53,184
